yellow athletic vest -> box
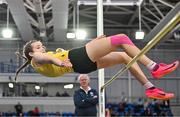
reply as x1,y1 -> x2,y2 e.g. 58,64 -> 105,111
31,48 -> 74,77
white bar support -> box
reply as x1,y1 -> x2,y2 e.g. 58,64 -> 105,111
128,71 -> 132,103
97,0 -> 105,117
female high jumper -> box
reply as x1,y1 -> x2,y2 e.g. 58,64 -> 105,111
15,34 -> 179,100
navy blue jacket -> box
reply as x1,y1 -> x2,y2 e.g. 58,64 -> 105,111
73,88 -> 98,116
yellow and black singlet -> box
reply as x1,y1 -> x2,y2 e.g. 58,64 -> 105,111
31,48 -> 74,77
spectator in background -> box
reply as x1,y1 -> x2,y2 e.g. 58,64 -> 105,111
73,74 -> 98,116
32,106 -> 40,116
163,100 -> 173,116
61,91 -> 70,97
56,91 -> 61,97
2,92 -> 5,97
14,102 -> 23,116
105,108 -> 111,117
10,58 -> 13,65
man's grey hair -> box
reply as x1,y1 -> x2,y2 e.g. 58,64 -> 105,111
77,74 -> 90,82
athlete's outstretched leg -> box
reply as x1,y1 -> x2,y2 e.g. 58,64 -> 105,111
96,52 -> 149,85
110,34 -> 179,79
96,52 -> 174,100
86,34 -> 179,79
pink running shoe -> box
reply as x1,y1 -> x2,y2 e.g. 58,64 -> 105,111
151,60 -> 179,79
146,88 -> 174,100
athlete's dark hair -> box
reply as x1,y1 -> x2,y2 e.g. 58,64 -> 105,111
15,40 -> 39,81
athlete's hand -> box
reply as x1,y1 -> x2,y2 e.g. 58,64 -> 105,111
60,59 -> 72,67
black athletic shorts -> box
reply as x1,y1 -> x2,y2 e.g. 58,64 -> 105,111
68,46 -> 97,73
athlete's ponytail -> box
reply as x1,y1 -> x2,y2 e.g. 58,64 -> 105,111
15,52 -> 30,81
15,40 -> 39,82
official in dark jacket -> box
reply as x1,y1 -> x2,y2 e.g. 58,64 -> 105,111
73,74 -> 98,116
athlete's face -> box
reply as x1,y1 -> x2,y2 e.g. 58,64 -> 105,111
31,41 -> 46,53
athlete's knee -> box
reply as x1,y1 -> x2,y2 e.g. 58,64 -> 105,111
121,52 -> 132,64
116,33 -> 127,36
110,34 -> 134,46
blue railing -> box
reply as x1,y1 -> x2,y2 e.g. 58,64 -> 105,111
1,112 -> 74,117
0,61 -> 35,73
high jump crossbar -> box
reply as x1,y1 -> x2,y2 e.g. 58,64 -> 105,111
101,12 -> 180,91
